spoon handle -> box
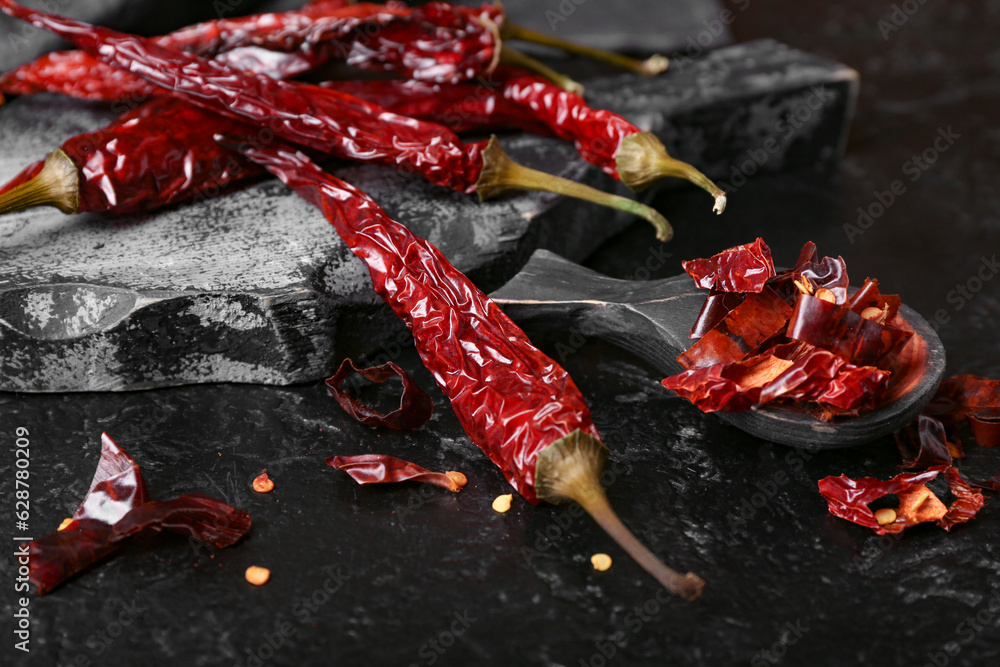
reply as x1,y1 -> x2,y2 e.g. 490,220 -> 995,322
490,249 -> 701,378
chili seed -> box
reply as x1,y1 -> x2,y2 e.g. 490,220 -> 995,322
860,307 -> 883,321
815,288 -> 836,303
57,518 -> 73,531
591,553 -> 612,571
492,493 -> 513,513
875,508 -> 897,525
445,471 -> 468,488
245,566 -> 271,586
252,469 -> 274,493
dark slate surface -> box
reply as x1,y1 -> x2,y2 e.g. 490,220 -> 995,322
0,39 -> 856,391
3,1 -> 999,667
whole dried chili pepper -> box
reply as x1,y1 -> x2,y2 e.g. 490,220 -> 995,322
324,69 -> 727,213
0,1 -> 659,105
0,3 -> 669,236
0,96 -> 264,216
0,1 -> 405,103
229,140 -> 704,599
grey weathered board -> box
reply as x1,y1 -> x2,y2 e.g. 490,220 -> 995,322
0,39 -> 859,391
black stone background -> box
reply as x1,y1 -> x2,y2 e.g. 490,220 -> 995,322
2,1 -> 1000,666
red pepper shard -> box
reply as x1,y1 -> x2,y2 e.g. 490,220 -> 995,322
786,293 -> 912,370
848,278 -> 901,323
769,241 -> 849,306
688,289 -> 745,339
895,414 -> 957,469
927,375 -> 1000,448
27,433 -> 250,595
327,454 -> 467,492
678,287 -> 792,369
682,238 -> 776,293
664,346 -> 887,414
110,495 -> 251,547
818,465 -> 985,535
326,359 -> 433,430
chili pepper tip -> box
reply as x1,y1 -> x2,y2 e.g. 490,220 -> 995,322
0,149 -> 79,216
535,430 -> 705,600
476,136 -> 673,241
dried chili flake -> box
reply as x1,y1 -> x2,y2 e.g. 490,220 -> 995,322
848,279 -> 901,323
27,433 -> 251,595
786,294 -> 912,370
895,414 -> 957,469
682,238 -> 776,293
757,348 -> 889,412
928,375 -> 1000,448
769,241 -> 849,306
327,455 -> 467,493
689,289 -> 745,339
817,466 -> 985,535
326,359 -> 433,430
678,287 -> 792,369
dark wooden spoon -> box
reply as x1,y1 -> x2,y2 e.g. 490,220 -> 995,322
491,250 -> 945,449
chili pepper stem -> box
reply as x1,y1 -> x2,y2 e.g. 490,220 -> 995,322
476,136 -> 673,241
617,132 -> 727,214
535,430 -> 705,600
0,149 -> 79,215
498,45 -> 585,96
501,22 -> 668,76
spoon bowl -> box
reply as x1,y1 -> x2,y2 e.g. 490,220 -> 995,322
491,249 -> 945,449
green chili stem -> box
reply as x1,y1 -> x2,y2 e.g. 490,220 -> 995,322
502,22 -> 668,76
498,45 -> 585,96
616,132 -> 727,214
0,149 -> 79,215
476,136 -> 672,241
534,430 -> 705,600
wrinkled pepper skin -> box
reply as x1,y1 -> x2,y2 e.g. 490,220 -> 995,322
0,1 -> 487,194
241,144 -> 601,503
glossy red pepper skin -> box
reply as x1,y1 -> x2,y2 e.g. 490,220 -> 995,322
57,97 -> 263,214
0,2 -> 503,103
0,1 -> 404,102
345,2 -> 502,83
324,67 -> 641,182
0,2 -> 487,194
239,143 -> 601,503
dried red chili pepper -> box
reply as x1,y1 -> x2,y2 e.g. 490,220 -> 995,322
0,96 -> 264,216
818,465 -> 985,535
327,455 -> 467,492
326,358 -> 433,430
231,141 -> 703,599
324,69 -> 727,213
0,3 -> 668,235
0,1 -> 404,103
682,238 -> 775,293
28,433 -> 251,595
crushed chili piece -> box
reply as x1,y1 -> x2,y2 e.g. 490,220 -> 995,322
818,466 -> 985,535
327,455 -> 467,493
326,359 -> 433,430
895,415 -> 957,469
27,433 -> 251,595
252,470 -> 275,493
681,238 -> 776,293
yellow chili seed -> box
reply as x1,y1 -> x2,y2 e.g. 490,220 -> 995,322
252,469 -> 274,493
860,306 -> 883,321
875,508 -> 897,525
57,518 -> 73,531
492,493 -> 513,513
591,553 -> 613,571
815,288 -> 837,303
245,566 -> 271,586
